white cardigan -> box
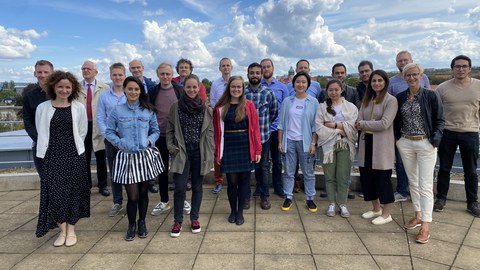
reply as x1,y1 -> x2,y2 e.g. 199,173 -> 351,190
35,100 -> 88,158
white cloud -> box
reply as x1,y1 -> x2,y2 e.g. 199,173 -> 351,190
467,6 -> 480,36
0,26 -> 47,59
181,0 -> 209,16
143,9 -> 164,17
112,0 -> 147,6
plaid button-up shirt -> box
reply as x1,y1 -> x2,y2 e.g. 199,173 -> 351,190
245,84 -> 278,144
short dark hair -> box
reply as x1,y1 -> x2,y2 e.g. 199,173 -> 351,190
247,62 -> 262,74
358,60 -> 373,71
450,55 -> 472,69
331,63 -> 346,74
46,71 -> 81,102
35,60 -> 54,70
260,58 -> 274,68
292,71 -> 311,89
176,58 -> 193,73
296,59 -> 310,69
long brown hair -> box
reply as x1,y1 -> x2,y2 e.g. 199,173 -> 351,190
361,69 -> 389,108
215,76 -> 247,122
325,79 -> 342,116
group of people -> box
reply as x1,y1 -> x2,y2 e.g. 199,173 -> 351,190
22,51 -> 479,247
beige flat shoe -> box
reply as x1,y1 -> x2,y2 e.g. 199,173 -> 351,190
65,234 -> 77,247
53,233 -> 66,247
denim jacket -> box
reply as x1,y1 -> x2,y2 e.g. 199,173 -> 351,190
105,101 -> 160,153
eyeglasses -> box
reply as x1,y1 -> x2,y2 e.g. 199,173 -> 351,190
453,65 -> 470,70
405,73 -> 419,78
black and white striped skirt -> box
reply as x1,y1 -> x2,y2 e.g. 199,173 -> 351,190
112,146 -> 165,185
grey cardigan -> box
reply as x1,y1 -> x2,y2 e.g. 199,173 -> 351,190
166,102 -> 214,176
357,93 -> 398,170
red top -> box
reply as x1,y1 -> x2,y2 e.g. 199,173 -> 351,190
172,76 -> 207,102
213,100 -> 262,164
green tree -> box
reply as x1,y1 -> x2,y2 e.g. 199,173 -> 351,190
202,78 -> 212,95
8,80 -> 15,90
2,81 -> 8,90
0,89 -> 16,99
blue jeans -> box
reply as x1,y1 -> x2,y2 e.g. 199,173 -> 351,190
251,139 -> 271,199
283,139 -> 316,200
437,130 -> 479,203
395,146 -> 409,196
105,139 -> 123,205
173,143 -> 203,223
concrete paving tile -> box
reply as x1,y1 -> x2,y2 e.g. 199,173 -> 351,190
349,215 -> 405,233
256,232 -> 310,254
307,232 -> 368,255
194,254 -> 253,270
211,197 -> 234,214
11,253 -> 83,270
432,202 -> 475,227
255,213 -> 304,232
463,228 -> 480,249
428,220 -> 470,244
0,213 -> 36,231
453,245 -> 480,270
0,190 -> 39,201
89,231 -> 150,253
411,257 -> 451,270
34,230 -> 106,254
205,213 -> 255,232
255,254 -> 317,270
89,200 -> 117,215
16,215 -> 39,231
75,215 -> 122,231
358,232 -> 409,255
200,231 -> 253,254
314,255 -> 379,270
0,254 -> 28,270
0,200 -> 22,213
199,199 -> 216,214
410,239 -> 460,266
144,230 -> 204,254
7,200 -> 39,214
471,217 -> 480,230
0,230 -> 52,253
111,214 -> 165,234
301,213 -> 353,232
72,254 -> 138,269
133,254 -> 196,270
373,255 -> 412,270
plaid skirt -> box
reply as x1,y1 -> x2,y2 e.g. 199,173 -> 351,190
112,146 -> 165,185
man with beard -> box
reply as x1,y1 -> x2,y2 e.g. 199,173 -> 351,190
356,60 -> 373,101
244,62 -> 278,210
260,58 -> 289,197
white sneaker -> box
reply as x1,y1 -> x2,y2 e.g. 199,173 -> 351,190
326,203 -> 335,217
151,201 -> 170,216
361,210 -> 382,219
339,204 -> 350,218
183,200 -> 191,214
372,215 -> 393,225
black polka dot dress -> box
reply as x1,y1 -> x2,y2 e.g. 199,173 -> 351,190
36,106 -> 90,238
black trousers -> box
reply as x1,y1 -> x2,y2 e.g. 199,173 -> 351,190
84,121 -> 108,189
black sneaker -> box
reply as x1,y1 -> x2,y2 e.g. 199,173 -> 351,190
347,192 -> 355,200
433,198 -> 446,212
306,200 -> 317,213
467,202 -> 480,217
281,198 -> 292,211
319,190 -> 327,198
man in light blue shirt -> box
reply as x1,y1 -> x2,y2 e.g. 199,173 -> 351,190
287,59 -> 322,102
97,63 -> 127,217
260,58 -> 289,197
388,50 -> 430,96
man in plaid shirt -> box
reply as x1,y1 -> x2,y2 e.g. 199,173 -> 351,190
245,62 -> 278,210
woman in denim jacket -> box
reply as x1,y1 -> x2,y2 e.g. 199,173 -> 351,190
106,76 -> 162,241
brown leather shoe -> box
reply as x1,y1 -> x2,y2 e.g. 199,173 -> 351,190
403,216 -> 421,230
260,198 -> 271,210
243,198 -> 250,210
415,228 -> 430,244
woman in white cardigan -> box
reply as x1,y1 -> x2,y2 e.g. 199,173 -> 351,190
316,79 -> 358,218
35,71 -> 89,247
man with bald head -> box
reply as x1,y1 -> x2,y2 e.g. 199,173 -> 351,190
78,60 -> 110,196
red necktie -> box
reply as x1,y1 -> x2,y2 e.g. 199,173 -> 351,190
87,84 -> 92,121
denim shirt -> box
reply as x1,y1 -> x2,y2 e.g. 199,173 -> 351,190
105,101 -> 160,153
278,95 -> 319,152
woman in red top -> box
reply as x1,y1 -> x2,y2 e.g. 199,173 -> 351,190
214,76 -> 261,225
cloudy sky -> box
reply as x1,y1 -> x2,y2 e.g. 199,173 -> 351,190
1,0 -> 479,84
